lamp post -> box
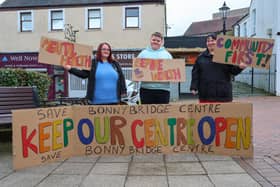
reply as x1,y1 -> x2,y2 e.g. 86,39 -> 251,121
219,1 -> 230,35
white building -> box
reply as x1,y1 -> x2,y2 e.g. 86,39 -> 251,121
233,0 -> 280,96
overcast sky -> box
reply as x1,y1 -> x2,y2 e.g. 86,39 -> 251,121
0,0 -> 251,36
166,0 -> 251,36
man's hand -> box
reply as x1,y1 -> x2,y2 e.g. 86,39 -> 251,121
191,90 -> 198,95
239,62 -> 248,69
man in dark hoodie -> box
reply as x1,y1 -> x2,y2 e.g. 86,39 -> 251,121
190,33 -> 247,103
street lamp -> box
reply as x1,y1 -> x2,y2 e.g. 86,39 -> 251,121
219,1 -> 230,35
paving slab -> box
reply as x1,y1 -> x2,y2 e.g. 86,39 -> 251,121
0,173 -> 46,187
90,163 -> 128,175
197,154 -> 233,161
16,162 -> 61,175
65,155 -> 99,163
81,174 -> 125,187
166,163 -> 205,175
202,160 -> 245,174
165,153 -> 198,162
0,153 -> 13,174
168,176 -> 213,187
52,162 -> 93,175
125,176 -> 168,187
133,154 -> 164,163
128,163 -> 166,176
37,174 -> 83,187
98,155 -> 132,163
209,174 -> 261,187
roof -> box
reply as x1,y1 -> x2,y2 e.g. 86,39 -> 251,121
0,0 -> 164,9
184,16 -> 242,36
212,7 -> 249,20
164,36 -> 207,49
232,13 -> 249,27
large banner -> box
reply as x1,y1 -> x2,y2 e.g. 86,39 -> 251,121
13,103 -> 253,170
38,36 -> 93,70
213,35 -> 274,69
132,58 -> 186,82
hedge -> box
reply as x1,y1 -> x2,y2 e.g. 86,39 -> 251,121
0,68 -> 51,101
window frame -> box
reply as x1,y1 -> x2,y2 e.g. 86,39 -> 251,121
85,7 -> 103,30
252,9 -> 256,35
48,9 -> 65,31
243,22 -> 247,37
123,5 -> 141,29
17,10 -> 33,32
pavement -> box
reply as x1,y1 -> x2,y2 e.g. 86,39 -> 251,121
0,82 -> 279,187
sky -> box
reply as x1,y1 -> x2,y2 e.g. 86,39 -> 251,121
166,0 -> 251,36
0,0 -> 251,36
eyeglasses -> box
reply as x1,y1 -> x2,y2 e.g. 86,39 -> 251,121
101,48 -> 110,51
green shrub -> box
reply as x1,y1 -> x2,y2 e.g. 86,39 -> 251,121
0,68 -> 51,102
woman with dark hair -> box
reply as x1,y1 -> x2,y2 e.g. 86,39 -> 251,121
190,34 -> 247,103
64,42 -> 126,105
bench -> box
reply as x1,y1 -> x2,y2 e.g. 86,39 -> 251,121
42,97 -> 88,107
0,87 -> 39,131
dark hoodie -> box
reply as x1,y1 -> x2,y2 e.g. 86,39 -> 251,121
190,49 -> 243,102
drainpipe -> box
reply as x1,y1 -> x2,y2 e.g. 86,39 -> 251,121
164,0 -> 167,36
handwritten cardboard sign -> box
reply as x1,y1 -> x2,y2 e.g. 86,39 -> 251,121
132,58 -> 186,82
213,35 -> 274,69
38,36 -> 93,70
13,103 -> 253,170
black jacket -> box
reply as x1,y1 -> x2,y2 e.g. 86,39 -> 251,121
190,50 -> 243,102
69,59 -> 127,102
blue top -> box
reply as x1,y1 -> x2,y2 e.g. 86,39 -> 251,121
137,46 -> 173,91
92,61 -> 118,104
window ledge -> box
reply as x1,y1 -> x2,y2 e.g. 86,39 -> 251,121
123,27 -> 141,30
48,30 -> 64,33
85,28 -> 102,32
18,31 -> 33,33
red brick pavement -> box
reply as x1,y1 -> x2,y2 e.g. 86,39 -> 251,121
234,97 -> 280,187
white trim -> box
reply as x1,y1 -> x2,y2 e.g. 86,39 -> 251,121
85,7 -> 103,30
17,10 -> 34,32
48,8 -> 65,32
25,68 -> 47,72
122,5 -> 141,29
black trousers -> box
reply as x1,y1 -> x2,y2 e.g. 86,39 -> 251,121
140,88 -> 170,104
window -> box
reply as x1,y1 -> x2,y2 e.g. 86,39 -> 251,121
252,9 -> 256,35
124,6 -> 140,28
49,10 -> 64,31
236,25 -> 240,37
243,22 -> 247,37
18,11 -> 33,32
88,8 -> 102,29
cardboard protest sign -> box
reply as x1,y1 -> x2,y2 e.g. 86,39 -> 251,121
13,103 -> 253,170
132,58 -> 186,82
38,36 -> 93,70
12,106 -> 74,170
213,35 -> 274,69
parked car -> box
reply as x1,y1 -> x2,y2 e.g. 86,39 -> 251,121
121,79 -> 140,105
